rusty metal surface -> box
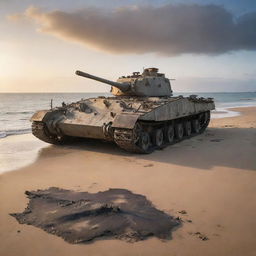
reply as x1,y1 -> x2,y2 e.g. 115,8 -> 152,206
31,96 -> 214,141
31,67 -> 215,152
112,114 -> 140,129
40,96 -> 214,140
30,110 -> 49,122
140,98 -> 215,121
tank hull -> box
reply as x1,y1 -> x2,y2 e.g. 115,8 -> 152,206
31,96 -> 215,153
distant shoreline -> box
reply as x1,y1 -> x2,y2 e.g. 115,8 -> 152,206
1,91 -> 255,94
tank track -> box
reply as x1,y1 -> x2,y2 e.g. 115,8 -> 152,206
114,129 -> 145,153
114,111 -> 210,154
32,121 -> 69,145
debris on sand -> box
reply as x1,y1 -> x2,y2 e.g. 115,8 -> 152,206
190,231 -> 209,241
144,164 -> 154,167
10,188 -> 180,244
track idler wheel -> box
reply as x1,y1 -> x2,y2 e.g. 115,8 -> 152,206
32,121 -> 70,145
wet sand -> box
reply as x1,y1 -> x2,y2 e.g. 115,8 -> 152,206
0,107 -> 256,256
0,133 -> 47,174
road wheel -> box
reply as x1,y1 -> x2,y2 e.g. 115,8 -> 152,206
165,125 -> 174,143
175,123 -> 184,140
152,128 -> 164,148
192,119 -> 200,133
184,121 -> 192,136
138,132 -> 151,153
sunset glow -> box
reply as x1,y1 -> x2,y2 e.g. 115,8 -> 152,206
1,0 -> 256,92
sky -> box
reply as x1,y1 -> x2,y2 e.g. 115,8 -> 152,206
0,0 -> 256,93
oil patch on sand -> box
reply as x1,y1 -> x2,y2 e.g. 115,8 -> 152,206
10,187 -> 180,243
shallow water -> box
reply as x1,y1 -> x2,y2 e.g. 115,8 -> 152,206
0,134 -> 47,174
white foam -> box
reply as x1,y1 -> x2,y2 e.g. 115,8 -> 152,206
0,133 -> 47,174
212,102 -> 256,119
0,132 -> 7,138
0,129 -> 31,139
211,108 -> 240,119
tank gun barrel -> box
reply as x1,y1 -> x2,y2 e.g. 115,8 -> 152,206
76,70 -> 130,91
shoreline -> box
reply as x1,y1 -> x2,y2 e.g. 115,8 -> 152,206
212,104 -> 256,119
0,106 -> 255,175
0,106 -> 255,256
0,133 -> 48,174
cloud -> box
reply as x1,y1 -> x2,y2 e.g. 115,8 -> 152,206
11,4 -> 256,55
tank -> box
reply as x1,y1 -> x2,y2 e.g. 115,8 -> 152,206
31,68 -> 215,153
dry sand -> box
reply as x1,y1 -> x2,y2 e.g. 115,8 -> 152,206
0,107 -> 256,256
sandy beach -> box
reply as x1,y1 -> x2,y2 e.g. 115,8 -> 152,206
0,106 -> 255,256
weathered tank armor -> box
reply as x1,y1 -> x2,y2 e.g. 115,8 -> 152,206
31,68 -> 215,153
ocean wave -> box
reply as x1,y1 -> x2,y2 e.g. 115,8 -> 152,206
239,98 -> 256,101
211,108 -> 240,119
0,128 -> 32,139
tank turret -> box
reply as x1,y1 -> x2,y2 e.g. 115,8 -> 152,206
76,68 -> 173,97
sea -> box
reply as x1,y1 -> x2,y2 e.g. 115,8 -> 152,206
0,92 -> 256,139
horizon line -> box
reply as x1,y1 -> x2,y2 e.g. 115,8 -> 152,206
0,91 -> 255,94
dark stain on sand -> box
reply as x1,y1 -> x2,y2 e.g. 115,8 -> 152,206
144,164 -> 154,167
10,188 -> 180,244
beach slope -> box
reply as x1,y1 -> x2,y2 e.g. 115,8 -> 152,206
0,107 -> 256,256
